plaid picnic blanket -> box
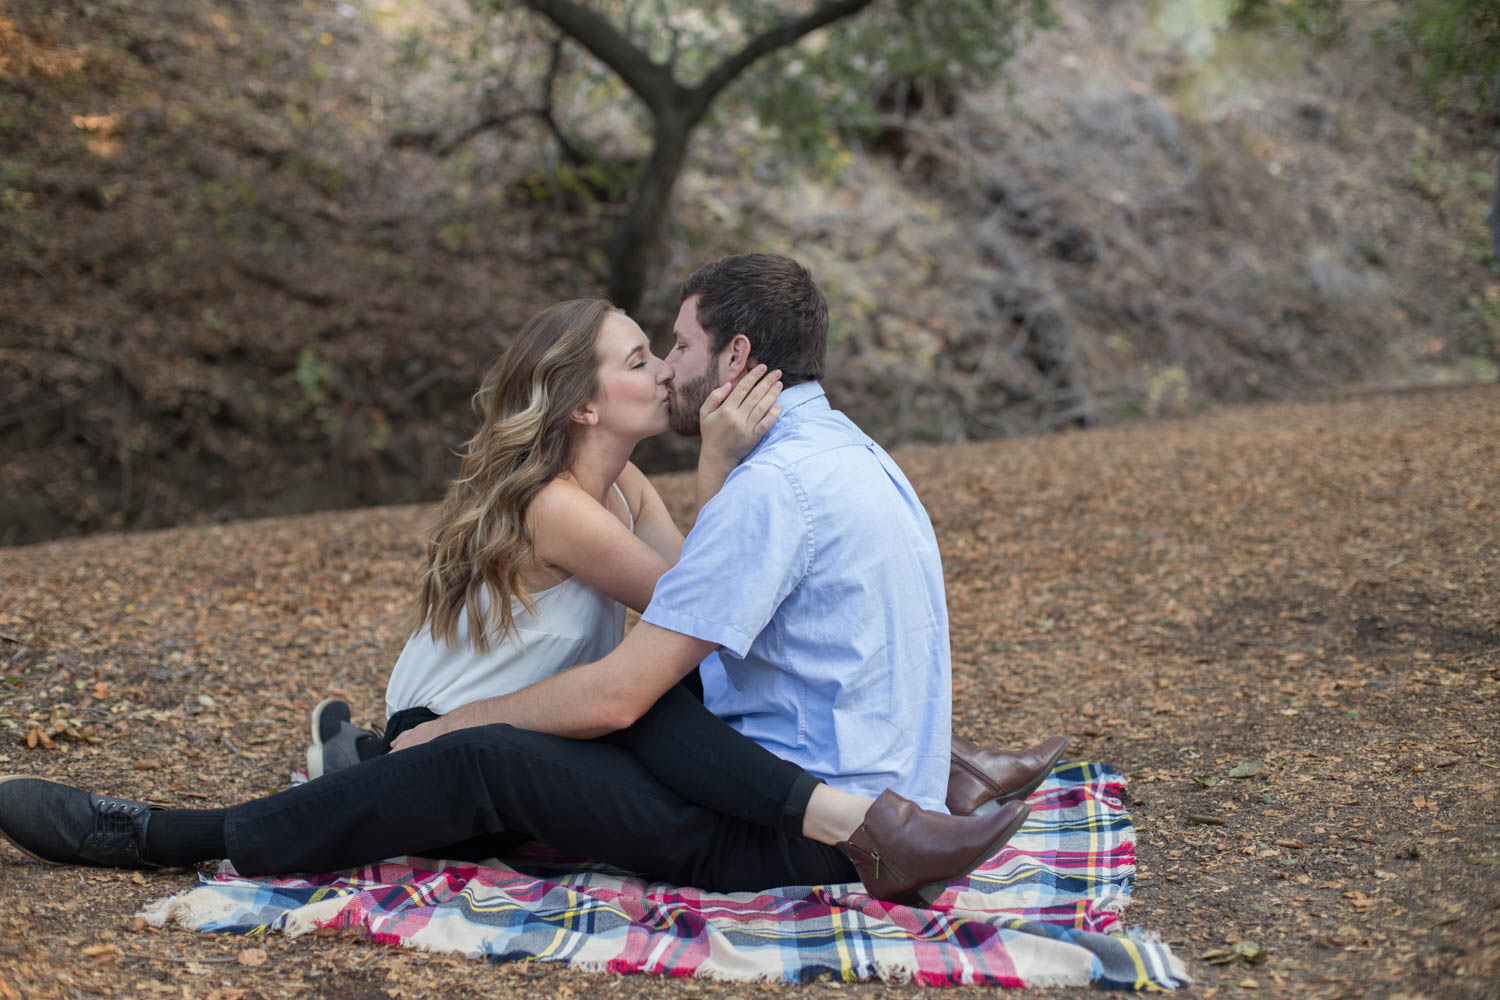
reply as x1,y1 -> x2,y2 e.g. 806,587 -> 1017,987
141,761 -> 1186,988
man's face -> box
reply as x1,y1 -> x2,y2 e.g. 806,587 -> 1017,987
664,295 -> 723,436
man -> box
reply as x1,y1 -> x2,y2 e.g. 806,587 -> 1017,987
0,254 -> 1061,903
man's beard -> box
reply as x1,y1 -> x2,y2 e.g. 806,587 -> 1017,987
667,368 -> 717,436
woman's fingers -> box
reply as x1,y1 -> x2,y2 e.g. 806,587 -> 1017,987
698,380 -> 735,417
745,370 -> 782,416
754,403 -> 782,434
729,364 -> 768,403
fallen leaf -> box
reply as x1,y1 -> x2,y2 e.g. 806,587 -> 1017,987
1324,925 -> 1362,947
1234,940 -> 1268,964
237,947 -> 268,967
1229,761 -> 1264,779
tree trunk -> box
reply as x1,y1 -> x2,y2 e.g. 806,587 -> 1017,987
607,112 -> 692,313
1491,91 -> 1499,268
1490,146 -> 1499,269
520,0 -> 882,310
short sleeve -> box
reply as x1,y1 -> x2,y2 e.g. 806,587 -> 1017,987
640,461 -> 809,657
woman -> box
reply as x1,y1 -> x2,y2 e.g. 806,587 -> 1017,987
0,300 -> 1035,905
306,297 -> 783,773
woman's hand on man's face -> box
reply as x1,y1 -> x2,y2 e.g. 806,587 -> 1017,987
698,364 -> 782,466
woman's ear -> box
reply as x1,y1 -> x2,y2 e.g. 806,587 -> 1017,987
718,333 -> 754,382
570,402 -> 600,427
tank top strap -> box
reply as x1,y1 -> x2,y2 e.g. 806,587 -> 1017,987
611,481 -> 635,533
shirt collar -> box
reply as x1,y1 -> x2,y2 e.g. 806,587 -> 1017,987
743,381 -> 824,461
777,380 -> 827,415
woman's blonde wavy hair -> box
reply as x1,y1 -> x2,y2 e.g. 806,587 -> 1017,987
411,298 -> 616,651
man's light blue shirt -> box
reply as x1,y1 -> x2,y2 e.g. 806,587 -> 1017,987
641,381 -> 952,811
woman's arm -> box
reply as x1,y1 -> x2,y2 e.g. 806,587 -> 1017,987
620,462 -> 685,565
527,481 -> 672,614
693,365 -> 781,512
530,368 -> 782,613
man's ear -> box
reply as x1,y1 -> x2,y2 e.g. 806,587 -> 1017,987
717,333 -> 754,382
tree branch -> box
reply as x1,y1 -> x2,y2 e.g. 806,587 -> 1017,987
536,35 -> 589,164
520,0 -> 681,112
691,0 -> 879,117
395,39 -> 588,163
436,108 -> 551,156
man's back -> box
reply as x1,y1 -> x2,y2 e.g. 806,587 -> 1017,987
643,382 -> 952,810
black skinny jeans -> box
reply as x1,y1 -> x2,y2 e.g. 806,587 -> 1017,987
225,682 -> 851,891
375,679 -> 823,836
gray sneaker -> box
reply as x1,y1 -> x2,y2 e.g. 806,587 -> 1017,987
0,775 -> 159,868
306,698 -> 374,779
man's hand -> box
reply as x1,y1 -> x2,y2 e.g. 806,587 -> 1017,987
389,715 -> 456,752
386,624 -> 719,747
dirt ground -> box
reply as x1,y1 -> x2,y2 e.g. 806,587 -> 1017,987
0,384 -> 1496,1000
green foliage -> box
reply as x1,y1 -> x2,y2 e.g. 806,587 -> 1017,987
1230,0 -> 1347,42
425,0 -> 1057,304
1381,0 -> 1500,114
1460,288 -> 1500,361
290,347 -> 332,405
512,159 -> 642,206
1236,0 -> 1499,111
468,0 -> 1054,173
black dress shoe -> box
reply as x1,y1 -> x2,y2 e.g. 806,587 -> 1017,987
0,776 -> 159,869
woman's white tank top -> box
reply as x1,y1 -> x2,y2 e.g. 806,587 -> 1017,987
384,484 -> 632,718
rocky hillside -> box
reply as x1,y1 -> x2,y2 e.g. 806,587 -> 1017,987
2,0 -> 1495,544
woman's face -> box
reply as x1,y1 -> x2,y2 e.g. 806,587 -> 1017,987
589,311 -> 671,441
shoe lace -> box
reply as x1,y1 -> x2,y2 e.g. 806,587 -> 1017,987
90,801 -> 143,855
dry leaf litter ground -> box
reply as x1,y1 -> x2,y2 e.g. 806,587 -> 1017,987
0,385 -> 1495,1000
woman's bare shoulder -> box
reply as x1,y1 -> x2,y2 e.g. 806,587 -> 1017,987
528,476 -> 598,524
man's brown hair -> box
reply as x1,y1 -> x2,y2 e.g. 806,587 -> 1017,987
680,253 -> 828,386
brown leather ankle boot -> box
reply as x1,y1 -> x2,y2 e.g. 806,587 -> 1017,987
837,791 -> 1029,906
946,735 -> 1067,816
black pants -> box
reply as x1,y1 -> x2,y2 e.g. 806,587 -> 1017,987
226,683 -> 851,891
375,680 -> 823,837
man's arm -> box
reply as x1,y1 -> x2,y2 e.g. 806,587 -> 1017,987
389,622 -> 716,749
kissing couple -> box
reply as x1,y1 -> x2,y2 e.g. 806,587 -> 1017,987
0,253 -> 1065,905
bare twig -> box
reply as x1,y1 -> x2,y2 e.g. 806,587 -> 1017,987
220,733 -> 249,762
